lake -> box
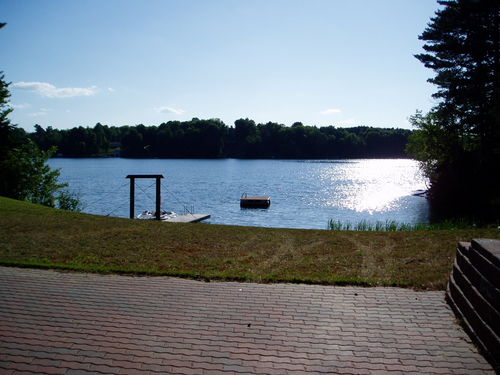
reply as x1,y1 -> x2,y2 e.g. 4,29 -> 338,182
49,158 -> 429,230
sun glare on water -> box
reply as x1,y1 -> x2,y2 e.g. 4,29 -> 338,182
321,159 -> 426,215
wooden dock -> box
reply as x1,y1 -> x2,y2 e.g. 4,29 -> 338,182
126,174 -> 210,223
162,214 -> 211,223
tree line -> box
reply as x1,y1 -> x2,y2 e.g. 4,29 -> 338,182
29,119 -> 412,159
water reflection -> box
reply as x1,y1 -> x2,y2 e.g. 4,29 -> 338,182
318,160 -> 427,214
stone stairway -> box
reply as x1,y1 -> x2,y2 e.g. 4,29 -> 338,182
446,238 -> 500,372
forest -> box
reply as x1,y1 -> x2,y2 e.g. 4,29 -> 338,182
29,119 -> 412,159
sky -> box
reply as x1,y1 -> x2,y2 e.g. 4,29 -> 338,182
1,0 -> 441,131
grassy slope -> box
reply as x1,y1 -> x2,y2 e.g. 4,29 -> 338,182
1,196 -> 499,290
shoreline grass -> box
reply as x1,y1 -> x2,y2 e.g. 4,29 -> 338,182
327,218 -> 498,231
1,196 -> 499,290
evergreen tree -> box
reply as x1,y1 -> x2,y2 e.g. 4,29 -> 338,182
0,72 -> 80,210
408,0 -> 500,218
0,72 -> 13,161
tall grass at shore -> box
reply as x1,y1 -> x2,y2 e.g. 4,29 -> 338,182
327,219 -> 493,231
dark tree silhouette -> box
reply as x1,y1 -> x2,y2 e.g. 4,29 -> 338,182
408,0 -> 500,219
30,120 -> 412,160
0,73 -> 79,208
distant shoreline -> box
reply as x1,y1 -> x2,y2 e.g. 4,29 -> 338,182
49,155 -> 414,160
31,122 -> 412,159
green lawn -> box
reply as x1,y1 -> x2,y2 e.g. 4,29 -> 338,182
1,196 -> 498,290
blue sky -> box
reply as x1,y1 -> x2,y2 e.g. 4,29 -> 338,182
1,0 -> 440,131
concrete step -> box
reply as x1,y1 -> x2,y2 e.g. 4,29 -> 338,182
455,245 -> 500,318
451,260 -> 500,336
469,240 -> 500,290
446,239 -> 500,372
446,275 -> 500,368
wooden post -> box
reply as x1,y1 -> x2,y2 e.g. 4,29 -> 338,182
155,176 -> 161,221
129,177 -> 135,219
126,175 -> 165,220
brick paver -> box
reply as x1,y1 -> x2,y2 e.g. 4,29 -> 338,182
0,266 -> 495,375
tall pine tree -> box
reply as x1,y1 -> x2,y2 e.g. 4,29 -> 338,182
409,0 -> 500,219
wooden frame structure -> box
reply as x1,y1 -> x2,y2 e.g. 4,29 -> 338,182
126,174 -> 164,220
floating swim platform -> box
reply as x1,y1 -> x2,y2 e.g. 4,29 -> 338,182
240,194 -> 271,208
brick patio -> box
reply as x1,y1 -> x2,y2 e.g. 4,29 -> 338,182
0,266 -> 495,374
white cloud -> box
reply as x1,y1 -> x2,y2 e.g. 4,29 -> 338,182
28,108 -> 50,117
29,112 -> 47,117
156,106 -> 185,115
320,108 -> 342,115
107,87 -> 115,93
11,103 -> 30,109
28,111 -> 47,117
12,81 -> 98,98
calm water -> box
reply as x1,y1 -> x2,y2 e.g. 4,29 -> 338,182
49,158 -> 429,230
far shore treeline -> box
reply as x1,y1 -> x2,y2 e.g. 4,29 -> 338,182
29,119 -> 412,159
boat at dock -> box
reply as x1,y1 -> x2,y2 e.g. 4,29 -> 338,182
136,210 -> 177,220
240,193 -> 271,208
136,210 -> 210,223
